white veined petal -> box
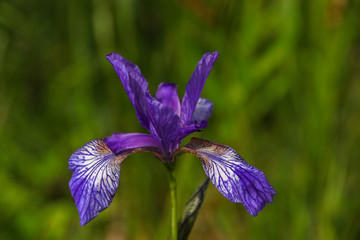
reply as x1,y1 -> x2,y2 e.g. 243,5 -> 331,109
68,139 -> 121,226
180,138 -> 276,216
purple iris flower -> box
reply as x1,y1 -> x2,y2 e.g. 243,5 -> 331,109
68,51 -> 276,226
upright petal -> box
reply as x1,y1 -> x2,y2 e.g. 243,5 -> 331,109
190,98 -> 214,124
104,133 -> 161,155
181,52 -> 219,126
178,138 -> 276,216
68,139 -> 160,225
156,83 -> 181,116
106,53 -> 150,129
146,95 -> 180,159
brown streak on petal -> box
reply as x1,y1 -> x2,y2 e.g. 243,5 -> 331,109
96,139 -> 113,155
184,137 -> 229,155
113,147 -> 165,164
173,145 -> 210,168
173,138 -> 232,165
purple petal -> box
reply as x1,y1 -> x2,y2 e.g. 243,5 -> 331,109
156,83 -> 181,116
104,133 -> 161,155
178,121 -> 208,140
69,139 -> 162,225
68,139 -> 122,226
180,138 -> 276,216
181,52 -> 219,126
106,53 -> 150,129
146,95 -> 180,158
190,98 -> 213,124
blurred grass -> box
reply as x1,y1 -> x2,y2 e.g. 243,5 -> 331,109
1,0 -> 360,239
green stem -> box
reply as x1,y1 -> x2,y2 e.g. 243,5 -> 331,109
166,163 -> 178,240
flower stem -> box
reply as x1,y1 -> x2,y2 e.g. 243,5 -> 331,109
166,163 -> 178,240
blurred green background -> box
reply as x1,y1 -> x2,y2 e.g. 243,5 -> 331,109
1,0 -> 360,239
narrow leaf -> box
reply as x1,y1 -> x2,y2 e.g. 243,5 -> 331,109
178,177 -> 210,240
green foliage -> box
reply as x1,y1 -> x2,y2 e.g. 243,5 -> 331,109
178,178 -> 209,240
1,0 -> 360,239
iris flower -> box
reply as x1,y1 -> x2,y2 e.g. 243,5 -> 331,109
68,51 -> 276,226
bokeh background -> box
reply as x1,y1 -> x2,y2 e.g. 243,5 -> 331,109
1,0 -> 360,239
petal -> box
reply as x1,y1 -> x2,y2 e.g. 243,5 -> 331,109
181,51 -> 219,126
178,121 -> 208,140
104,133 -> 161,155
106,53 -> 150,129
68,139 -> 159,225
156,83 -> 181,116
146,95 -> 180,158
190,98 -> 213,124
68,140 -> 121,226
179,138 -> 276,216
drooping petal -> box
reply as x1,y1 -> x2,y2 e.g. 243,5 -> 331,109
104,133 -> 161,155
156,83 -> 181,116
190,98 -> 213,124
181,52 -> 219,126
106,53 -> 150,129
68,139 -> 160,225
178,138 -> 276,216
68,140 -> 121,226
146,94 -> 180,158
